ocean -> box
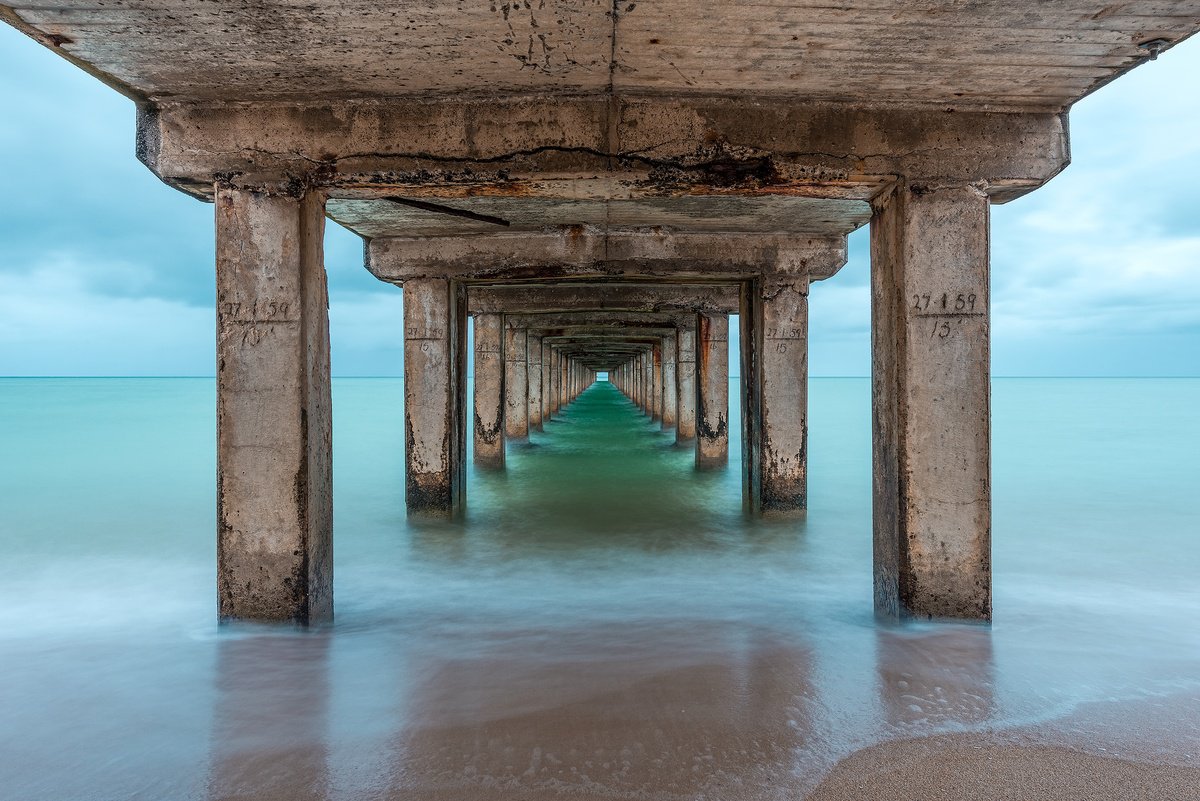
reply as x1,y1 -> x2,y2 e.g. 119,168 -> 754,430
1,377 -> 1197,799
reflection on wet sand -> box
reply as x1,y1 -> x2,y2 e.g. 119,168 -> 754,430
875,625 -> 995,731
390,623 -> 814,799
207,634 -> 331,800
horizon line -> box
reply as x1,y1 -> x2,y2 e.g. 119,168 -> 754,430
3,374 -> 1199,380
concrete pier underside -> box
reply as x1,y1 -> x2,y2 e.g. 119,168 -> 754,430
6,1 -> 1199,623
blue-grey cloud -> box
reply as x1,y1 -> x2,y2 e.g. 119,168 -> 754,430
2,24 -> 1198,376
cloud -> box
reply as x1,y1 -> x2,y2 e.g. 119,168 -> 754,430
0,260 -> 213,375
2,24 -> 1199,376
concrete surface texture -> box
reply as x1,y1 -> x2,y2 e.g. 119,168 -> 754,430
4,2 -> 1199,623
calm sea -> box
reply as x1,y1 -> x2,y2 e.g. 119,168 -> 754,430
1,377 -> 1197,799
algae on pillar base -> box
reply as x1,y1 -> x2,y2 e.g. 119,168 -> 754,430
215,187 -> 332,625
871,182 -> 992,622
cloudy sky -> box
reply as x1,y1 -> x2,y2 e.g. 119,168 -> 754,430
1,26 -> 1197,376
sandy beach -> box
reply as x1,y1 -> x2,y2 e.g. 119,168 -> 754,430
810,737 -> 1199,801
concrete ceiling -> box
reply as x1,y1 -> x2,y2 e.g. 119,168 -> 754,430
5,1 -> 1198,111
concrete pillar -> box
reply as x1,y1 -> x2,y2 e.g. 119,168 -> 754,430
404,277 -> 467,515
633,355 -> 642,408
742,277 -> 809,513
541,340 -> 553,421
550,349 -> 561,415
472,313 -> 505,468
676,325 -> 697,441
215,188 -> 332,624
696,312 -> 729,469
633,357 -> 643,407
560,355 -> 569,408
504,324 -> 528,441
662,333 -> 678,429
642,351 -> 653,415
651,341 -> 664,422
871,183 -> 991,621
528,334 -> 543,432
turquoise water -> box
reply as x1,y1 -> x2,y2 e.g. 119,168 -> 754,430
1,377 -> 1198,799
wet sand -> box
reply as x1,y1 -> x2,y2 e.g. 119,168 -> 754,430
809,737 -> 1200,801
811,691 -> 1200,801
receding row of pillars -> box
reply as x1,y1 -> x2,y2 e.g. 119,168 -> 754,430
473,315 -> 601,468
213,182 -> 993,625
472,315 -> 729,471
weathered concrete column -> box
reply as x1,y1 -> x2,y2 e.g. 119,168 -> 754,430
871,183 -> 991,621
742,277 -> 810,513
632,354 -> 642,409
404,277 -> 467,515
676,325 -> 697,441
544,340 -> 552,422
696,312 -> 729,469
556,353 -> 565,409
216,188 -> 332,624
472,313 -> 505,468
662,332 -> 678,429
528,334 -> 543,432
563,356 -> 570,405
504,324 -> 529,441
651,341 -> 664,422
642,351 -> 654,415
633,357 -> 643,407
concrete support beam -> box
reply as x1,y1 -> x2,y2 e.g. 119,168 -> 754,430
662,333 -> 678,429
742,277 -> 810,514
141,100 -> 1069,205
404,277 -> 467,515
503,324 -> 529,441
215,188 -> 332,625
676,326 -> 697,442
528,333 -> 544,432
871,183 -> 992,621
696,313 -> 729,469
470,284 -> 739,317
472,313 -> 505,468
370,230 -> 846,284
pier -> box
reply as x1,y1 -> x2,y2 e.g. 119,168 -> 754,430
3,1 -> 1198,626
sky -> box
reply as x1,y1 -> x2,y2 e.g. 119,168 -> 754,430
1,25 -> 1198,377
